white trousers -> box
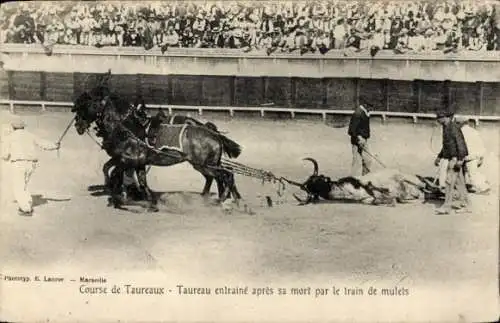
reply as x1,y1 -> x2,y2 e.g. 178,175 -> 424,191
438,159 -> 449,188
10,160 -> 36,212
351,142 -> 371,177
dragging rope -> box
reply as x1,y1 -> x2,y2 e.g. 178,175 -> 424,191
361,146 -> 387,168
220,159 -> 303,206
55,116 -> 76,158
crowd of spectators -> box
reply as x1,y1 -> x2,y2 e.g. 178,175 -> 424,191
1,1 -> 499,56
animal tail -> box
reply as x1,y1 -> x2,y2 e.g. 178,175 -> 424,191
201,121 -> 241,158
220,135 -> 242,159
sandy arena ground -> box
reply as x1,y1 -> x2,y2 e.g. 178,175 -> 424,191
0,109 -> 498,321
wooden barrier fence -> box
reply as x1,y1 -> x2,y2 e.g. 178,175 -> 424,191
2,99 -> 499,126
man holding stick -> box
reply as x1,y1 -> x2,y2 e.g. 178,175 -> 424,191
348,102 -> 372,176
434,111 -> 470,215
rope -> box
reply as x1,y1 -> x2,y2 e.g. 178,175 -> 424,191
360,146 -> 387,168
56,116 -> 76,144
220,159 -> 275,182
55,116 -> 76,158
219,158 -> 305,199
84,87 -> 301,199
86,129 -> 104,149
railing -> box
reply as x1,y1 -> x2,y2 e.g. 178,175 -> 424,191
2,99 -> 499,126
3,44 -> 500,81
3,44 -> 500,61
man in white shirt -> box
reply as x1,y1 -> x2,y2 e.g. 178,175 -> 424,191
333,18 -> 347,49
2,117 -> 60,216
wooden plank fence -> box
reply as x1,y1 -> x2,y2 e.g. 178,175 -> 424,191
2,99 -> 499,126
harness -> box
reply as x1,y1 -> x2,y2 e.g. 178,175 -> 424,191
91,95 -> 187,162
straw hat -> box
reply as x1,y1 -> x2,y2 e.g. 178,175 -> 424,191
436,110 -> 453,119
454,115 -> 469,124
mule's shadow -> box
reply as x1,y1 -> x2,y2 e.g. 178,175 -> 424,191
88,185 -> 109,197
88,184 -> 107,192
86,184 -> 220,211
87,184 -> 217,200
32,194 -> 71,207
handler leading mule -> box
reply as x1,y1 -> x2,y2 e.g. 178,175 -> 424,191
72,91 -> 242,212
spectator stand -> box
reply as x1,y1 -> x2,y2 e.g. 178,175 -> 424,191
2,0 -> 499,55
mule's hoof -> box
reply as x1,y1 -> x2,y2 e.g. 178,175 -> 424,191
147,206 -> 159,213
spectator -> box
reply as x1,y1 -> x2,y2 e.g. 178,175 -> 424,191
1,1 -> 498,53
9,4 -> 36,44
333,18 -> 347,49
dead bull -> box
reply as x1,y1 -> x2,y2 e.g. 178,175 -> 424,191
289,158 -> 442,206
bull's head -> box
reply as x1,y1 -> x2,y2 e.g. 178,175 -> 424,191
285,158 -> 333,205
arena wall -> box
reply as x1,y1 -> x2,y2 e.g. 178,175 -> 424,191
1,45 -> 499,116
3,71 -> 499,116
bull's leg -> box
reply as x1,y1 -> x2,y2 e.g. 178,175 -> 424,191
136,166 -> 158,212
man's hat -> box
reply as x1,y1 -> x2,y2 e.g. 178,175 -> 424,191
436,110 -> 454,118
359,98 -> 374,108
454,115 -> 469,124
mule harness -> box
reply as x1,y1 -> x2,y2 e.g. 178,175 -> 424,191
82,91 -> 301,198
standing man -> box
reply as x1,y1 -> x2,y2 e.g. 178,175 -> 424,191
434,111 -> 470,214
1,116 -> 60,216
348,101 -> 372,176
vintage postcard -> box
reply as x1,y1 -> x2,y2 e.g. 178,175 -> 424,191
0,0 -> 499,322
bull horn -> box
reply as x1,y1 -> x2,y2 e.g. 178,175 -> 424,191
293,193 -> 304,203
280,177 -> 304,188
293,193 -> 311,206
303,157 -> 318,176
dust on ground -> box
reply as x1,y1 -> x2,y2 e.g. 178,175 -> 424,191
0,111 -> 498,289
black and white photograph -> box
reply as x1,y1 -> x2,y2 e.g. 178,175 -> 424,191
0,0 -> 499,321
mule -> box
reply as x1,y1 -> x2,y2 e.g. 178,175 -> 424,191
101,109 -> 223,192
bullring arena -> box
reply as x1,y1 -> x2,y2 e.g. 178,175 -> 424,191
1,0 -> 500,316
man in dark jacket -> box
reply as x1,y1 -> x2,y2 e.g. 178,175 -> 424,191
348,102 -> 371,176
434,111 -> 470,214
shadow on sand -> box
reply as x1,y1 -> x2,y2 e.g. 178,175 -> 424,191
86,184 -> 224,213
